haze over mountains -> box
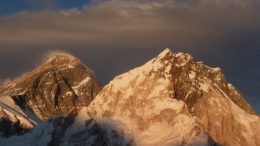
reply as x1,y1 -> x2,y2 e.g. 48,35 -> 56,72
0,49 -> 259,146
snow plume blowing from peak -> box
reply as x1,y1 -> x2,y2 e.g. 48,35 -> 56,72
0,50 -> 95,86
40,50 -> 79,63
39,50 -> 95,75
0,50 -> 77,85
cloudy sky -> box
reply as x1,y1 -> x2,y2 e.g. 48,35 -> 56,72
0,0 -> 259,113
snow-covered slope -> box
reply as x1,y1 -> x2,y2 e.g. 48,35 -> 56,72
0,108 -> 108,146
87,48 -> 259,146
0,96 -> 40,137
0,96 -> 40,126
0,53 -> 102,137
0,49 -> 259,146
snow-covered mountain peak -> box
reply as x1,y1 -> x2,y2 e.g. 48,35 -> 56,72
87,48 -> 259,146
40,52 -> 85,73
86,49 -> 218,145
0,54 -> 102,137
155,48 -> 193,67
45,52 -> 78,63
156,48 -> 173,59
146,48 -> 193,72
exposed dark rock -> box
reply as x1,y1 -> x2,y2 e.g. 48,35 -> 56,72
0,53 -> 102,137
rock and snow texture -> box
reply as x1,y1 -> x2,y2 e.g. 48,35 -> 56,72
0,48 -> 259,146
0,53 -> 102,137
0,96 -> 39,127
0,96 -> 38,137
0,108 -> 108,146
85,49 -> 214,146
87,48 -> 259,146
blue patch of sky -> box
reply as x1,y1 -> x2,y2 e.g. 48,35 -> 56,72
0,0 -> 91,16
57,0 -> 90,9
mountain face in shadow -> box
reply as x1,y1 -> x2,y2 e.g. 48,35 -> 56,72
0,49 -> 259,146
0,53 -> 102,137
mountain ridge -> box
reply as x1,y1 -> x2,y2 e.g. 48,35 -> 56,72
87,48 -> 259,146
0,48 -> 259,146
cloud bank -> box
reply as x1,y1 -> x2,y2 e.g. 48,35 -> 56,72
0,0 -> 259,50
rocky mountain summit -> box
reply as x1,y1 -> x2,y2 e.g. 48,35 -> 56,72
86,48 -> 259,146
0,49 -> 259,146
0,53 -> 102,137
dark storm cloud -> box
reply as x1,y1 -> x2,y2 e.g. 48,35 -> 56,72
0,0 -> 259,112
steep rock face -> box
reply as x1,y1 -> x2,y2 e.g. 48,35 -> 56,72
87,48 -> 259,146
158,49 -> 259,146
168,51 -> 254,114
0,53 -> 102,137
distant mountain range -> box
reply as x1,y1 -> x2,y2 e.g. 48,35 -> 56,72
0,49 -> 259,146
